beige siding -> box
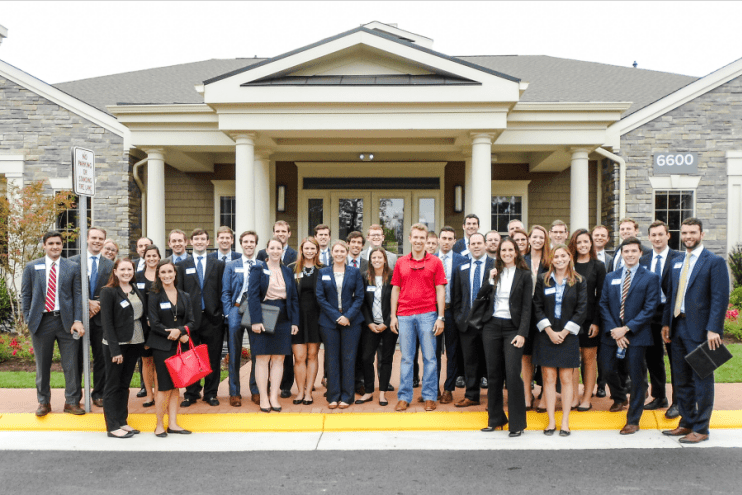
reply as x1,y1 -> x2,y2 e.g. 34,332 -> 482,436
164,164 -> 214,236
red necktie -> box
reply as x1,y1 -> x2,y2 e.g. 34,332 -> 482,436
45,262 -> 57,312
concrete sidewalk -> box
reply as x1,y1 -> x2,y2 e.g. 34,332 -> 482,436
2,349 -> 740,432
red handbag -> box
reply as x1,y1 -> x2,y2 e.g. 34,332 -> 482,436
164,328 -> 212,388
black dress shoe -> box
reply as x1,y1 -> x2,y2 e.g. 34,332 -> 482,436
166,428 -> 192,434
205,397 -> 220,407
293,398 -> 304,405
481,426 -> 498,432
480,377 -> 488,389
280,389 -> 292,399
180,398 -> 197,408
355,398 -> 373,405
665,403 -> 680,419
155,431 -> 168,438
107,431 -> 134,439
386,384 -> 395,392
509,430 -> 523,437
136,389 -> 147,398
596,386 -> 606,398
544,428 -> 555,436
142,400 -> 155,408
559,429 -> 571,437
455,376 -> 465,388
412,377 -> 420,388
271,406 -> 282,412
644,397 -> 669,410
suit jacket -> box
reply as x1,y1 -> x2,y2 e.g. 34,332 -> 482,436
361,274 -> 393,328
256,246 -> 298,265
662,247 -> 730,340
346,256 -> 368,274
451,256 -> 495,332
21,257 -> 82,335
453,238 -> 470,257
475,267 -> 533,337
533,273 -> 588,334
68,253 -> 114,325
221,258 -> 265,315
208,250 -> 241,262
361,248 -> 397,270
247,263 -> 300,327
639,248 -> 681,323
599,264 -> 659,347
596,251 -> 613,272
146,288 -> 195,352
315,266 -> 365,328
610,244 -> 652,272
576,259 -> 607,327
176,254 -> 225,329
132,257 -> 146,272
99,285 -> 148,357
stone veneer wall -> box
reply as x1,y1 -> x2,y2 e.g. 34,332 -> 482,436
619,74 -> 742,256
0,76 -> 130,254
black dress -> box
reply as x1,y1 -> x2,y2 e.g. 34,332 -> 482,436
290,264 -> 322,345
135,271 -> 155,357
575,259 -> 606,348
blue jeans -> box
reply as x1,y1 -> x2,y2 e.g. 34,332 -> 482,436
398,311 -> 438,402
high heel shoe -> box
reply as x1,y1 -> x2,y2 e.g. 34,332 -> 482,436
509,430 -> 523,437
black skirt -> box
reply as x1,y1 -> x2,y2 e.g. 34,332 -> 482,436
152,345 -> 178,391
532,329 -> 580,369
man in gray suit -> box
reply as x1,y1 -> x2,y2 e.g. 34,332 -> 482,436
361,224 -> 397,270
22,231 -> 85,416
69,226 -> 114,407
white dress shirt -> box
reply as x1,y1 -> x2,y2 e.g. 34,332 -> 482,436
650,246 -> 670,304
493,266 -> 515,319
679,244 -> 704,313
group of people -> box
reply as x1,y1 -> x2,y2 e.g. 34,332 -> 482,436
21,212 -> 728,443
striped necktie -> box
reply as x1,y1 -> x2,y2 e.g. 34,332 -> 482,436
620,270 -> 632,322
45,262 -> 57,312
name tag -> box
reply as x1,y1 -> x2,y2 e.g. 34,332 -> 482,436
120,300 -> 130,308
366,286 -> 376,292
612,278 -> 622,285
295,273 -> 303,279
461,250 -> 470,256
544,287 -> 556,295
235,267 -> 244,273
35,264 -> 45,271
322,275 -> 331,281
460,263 -> 471,271
160,302 -> 171,309
674,262 -> 683,269
137,283 -> 145,290
185,267 -> 196,275
263,269 -> 271,276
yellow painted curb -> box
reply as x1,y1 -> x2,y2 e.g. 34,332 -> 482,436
323,411 -> 488,431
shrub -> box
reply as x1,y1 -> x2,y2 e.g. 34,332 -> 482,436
725,305 -> 742,341
729,244 -> 742,288
730,286 -> 742,309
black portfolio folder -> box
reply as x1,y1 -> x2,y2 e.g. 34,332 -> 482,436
684,341 -> 733,379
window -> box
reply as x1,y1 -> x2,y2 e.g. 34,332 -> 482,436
307,198 -> 323,235
654,190 -> 694,250
56,193 -> 91,258
219,196 -> 236,233
491,180 -> 530,234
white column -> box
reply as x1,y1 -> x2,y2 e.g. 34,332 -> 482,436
145,149 -> 166,250
234,133 -> 256,235
570,148 -> 591,232
254,151 -> 271,244
463,151 -> 472,214
470,133 -> 494,232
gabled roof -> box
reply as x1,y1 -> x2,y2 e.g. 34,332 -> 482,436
242,74 -> 478,86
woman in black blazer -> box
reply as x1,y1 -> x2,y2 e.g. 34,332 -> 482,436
146,259 -> 194,437
315,240 -> 365,409
357,247 -> 397,406
100,258 -> 148,438
477,238 -> 533,437
532,245 -> 587,436
568,229 -> 606,411
134,244 -> 161,407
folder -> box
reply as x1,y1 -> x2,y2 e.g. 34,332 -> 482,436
684,341 -> 733,379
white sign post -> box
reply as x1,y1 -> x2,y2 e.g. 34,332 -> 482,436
71,147 -> 95,413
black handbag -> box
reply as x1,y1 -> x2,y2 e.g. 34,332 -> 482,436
467,288 -> 493,330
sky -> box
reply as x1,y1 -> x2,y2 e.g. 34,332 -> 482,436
1,1 -> 741,84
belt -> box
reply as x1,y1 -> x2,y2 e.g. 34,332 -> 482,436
43,310 -> 61,317
677,313 -> 686,319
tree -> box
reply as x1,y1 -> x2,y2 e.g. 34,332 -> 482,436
0,181 -> 77,333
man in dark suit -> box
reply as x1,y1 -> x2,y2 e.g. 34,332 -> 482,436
22,231 -> 85,416
132,237 -> 152,273
599,237 -> 660,434
610,218 -> 652,272
346,230 -> 368,394
639,220 -> 681,416
314,224 -> 332,267
437,226 -> 467,403
69,226 -> 114,408
451,232 -> 494,407
168,229 -> 189,264
592,224 -> 613,398
178,228 -> 226,407
662,218 -> 729,444
209,226 -> 241,262
452,213 -> 479,257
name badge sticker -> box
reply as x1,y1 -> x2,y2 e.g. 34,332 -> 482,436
461,250 -> 470,257
185,267 -> 196,275
322,275 -> 332,281
674,262 -> 683,270
366,286 -> 376,292
544,287 -> 556,295
460,263 -> 471,271
612,279 -> 622,285
137,283 -> 146,290
263,269 -> 271,276
120,300 -> 130,308
35,264 -> 45,271
235,268 -> 244,273
160,302 -> 172,310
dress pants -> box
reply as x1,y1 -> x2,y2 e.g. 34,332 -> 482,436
184,314 -> 224,401
102,343 -> 142,431
482,318 -> 526,432
442,307 -> 459,392
600,342 -> 647,425
32,313 -> 81,405
78,319 -> 106,400
671,318 -> 714,435
320,323 -> 362,404
226,306 -> 245,397
645,312 -> 676,403
360,324 -> 398,393
458,325 -> 487,402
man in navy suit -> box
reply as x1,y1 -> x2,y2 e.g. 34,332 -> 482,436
209,226 -> 241,262
662,218 -> 729,443
437,226 -> 467,403
610,218 -> 652,272
639,221 -> 681,415
599,237 -> 659,434
22,231 -> 85,416
452,213 -> 480,258
178,228 -> 226,407
168,229 -> 189,264
69,226 -> 114,408
451,232 -> 495,407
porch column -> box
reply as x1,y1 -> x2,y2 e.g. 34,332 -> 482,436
145,148 -> 166,250
463,151 -> 472,214
470,133 -> 494,232
254,151 -> 271,243
234,133 -> 256,235
570,147 -> 590,231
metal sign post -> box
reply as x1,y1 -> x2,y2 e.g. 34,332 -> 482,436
71,146 -> 95,413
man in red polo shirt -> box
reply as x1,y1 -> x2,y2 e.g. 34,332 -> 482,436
390,223 -> 446,412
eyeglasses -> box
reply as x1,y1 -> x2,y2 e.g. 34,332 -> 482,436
368,234 -> 383,238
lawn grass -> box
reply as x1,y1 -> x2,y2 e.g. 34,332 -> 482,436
0,370 -> 229,388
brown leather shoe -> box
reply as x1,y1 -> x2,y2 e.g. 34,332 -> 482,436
425,400 -> 436,411
395,400 -> 409,411
678,432 -> 709,444
229,396 -> 242,407
417,396 -> 424,403
35,403 -> 51,417
609,400 -> 628,412
454,398 -> 480,408
620,424 -> 640,435
440,390 -> 453,404
662,426 -> 693,436
63,403 -> 85,415
251,394 -> 260,405
92,398 -> 104,408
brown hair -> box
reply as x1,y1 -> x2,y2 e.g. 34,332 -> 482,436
239,230 -> 258,244
568,228 -> 597,261
104,258 -> 135,288
295,237 -> 322,274
366,246 -> 391,285
544,244 -> 581,287
510,228 -> 530,255
528,225 -> 551,267
490,238 -> 529,289
190,228 -> 209,240
216,226 -> 234,238
150,259 -> 178,293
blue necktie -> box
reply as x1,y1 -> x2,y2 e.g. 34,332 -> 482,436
222,255 -> 228,262
197,256 -> 205,309
89,256 -> 98,297
472,260 -> 482,305
654,254 -> 665,303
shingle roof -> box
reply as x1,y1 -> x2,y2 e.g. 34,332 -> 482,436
243,74 -> 478,86
54,54 -> 697,117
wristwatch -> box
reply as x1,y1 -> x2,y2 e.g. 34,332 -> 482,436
437,316 -> 445,322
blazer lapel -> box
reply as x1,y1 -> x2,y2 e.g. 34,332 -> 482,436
627,266 -> 645,298
686,249 -> 708,290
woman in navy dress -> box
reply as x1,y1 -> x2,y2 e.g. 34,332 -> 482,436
135,244 -> 161,407
248,237 -> 300,413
